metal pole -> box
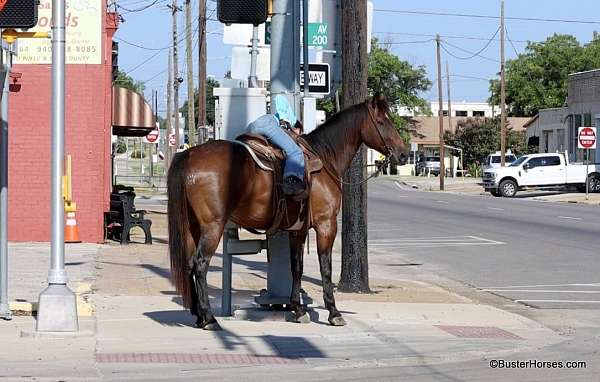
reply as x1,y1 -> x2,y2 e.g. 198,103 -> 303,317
185,0 -> 196,146
248,26 -> 259,88
197,0 -> 207,143
37,0 -> 78,331
0,44 -> 12,320
500,0 -> 507,166
586,148 -> 589,200
436,35 -> 445,191
302,0 -> 309,98
171,0 -> 181,151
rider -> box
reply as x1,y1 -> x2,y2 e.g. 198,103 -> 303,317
247,95 -> 305,197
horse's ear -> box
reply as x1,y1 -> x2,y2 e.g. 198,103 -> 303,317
370,93 -> 387,113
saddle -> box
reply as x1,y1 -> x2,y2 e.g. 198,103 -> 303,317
235,130 -> 323,235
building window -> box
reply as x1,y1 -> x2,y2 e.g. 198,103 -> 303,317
441,110 -> 448,116
455,110 -> 467,117
473,110 -> 485,117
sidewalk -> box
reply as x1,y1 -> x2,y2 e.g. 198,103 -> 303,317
393,175 -> 600,204
0,207 -> 574,380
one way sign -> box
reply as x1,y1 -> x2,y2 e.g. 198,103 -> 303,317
300,63 -> 330,95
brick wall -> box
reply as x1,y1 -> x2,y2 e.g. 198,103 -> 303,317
7,10 -> 116,243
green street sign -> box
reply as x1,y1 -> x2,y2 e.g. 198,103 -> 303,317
265,21 -> 272,45
265,22 -> 328,47
308,22 -> 328,47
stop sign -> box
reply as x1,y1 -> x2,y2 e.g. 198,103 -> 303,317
144,129 -> 159,144
578,127 -> 597,149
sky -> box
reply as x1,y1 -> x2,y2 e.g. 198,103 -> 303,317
114,0 -> 600,116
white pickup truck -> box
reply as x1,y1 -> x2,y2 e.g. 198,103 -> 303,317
482,152 -> 600,197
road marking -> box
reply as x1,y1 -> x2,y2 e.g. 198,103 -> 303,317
482,289 -> 600,294
368,235 -> 505,248
557,216 -> 582,221
515,299 -> 600,304
436,200 -> 449,204
480,283 -> 600,289
487,207 -> 504,211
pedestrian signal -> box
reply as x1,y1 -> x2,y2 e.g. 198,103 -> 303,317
0,0 -> 38,29
217,0 -> 267,25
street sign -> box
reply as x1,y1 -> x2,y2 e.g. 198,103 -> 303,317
308,22 -> 328,47
578,126 -> 597,149
264,21 -> 271,45
168,133 -> 176,147
299,63 -> 330,94
144,129 -> 159,144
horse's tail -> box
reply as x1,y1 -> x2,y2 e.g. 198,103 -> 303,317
167,151 -> 194,308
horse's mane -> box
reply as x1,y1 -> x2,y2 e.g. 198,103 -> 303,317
304,102 -> 367,164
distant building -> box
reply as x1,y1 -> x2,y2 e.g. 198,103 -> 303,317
397,101 -> 500,118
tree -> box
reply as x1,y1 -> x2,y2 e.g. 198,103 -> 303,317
318,39 -> 431,141
488,34 -> 592,117
444,118 -> 528,167
180,77 -> 219,130
113,69 -> 146,95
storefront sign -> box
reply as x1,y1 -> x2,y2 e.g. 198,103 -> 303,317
15,0 -> 102,65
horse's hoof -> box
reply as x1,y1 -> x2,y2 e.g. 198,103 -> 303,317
294,313 -> 311,324
201,321 -> 223,331
329,316 -> 347,326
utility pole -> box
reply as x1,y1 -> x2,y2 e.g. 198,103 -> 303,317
197,0 -> 207,143
436,34 -> 445,190
170,0 -> 181,151
339,0 -> 369,293
166,49 -> 173,168
446,61 -> 452,133
185,0 -> 196,146
500,0 -> 507,166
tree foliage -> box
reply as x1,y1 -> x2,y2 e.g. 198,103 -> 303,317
489,33 -> 600,117
113,69 -> 146,96
444,118 -> 528,166
318,39 -> 431,143
180,77 -> 220,129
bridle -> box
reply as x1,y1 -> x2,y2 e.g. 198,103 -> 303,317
321,102 -> 399,187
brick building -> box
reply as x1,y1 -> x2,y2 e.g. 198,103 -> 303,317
7,1 -> 118,242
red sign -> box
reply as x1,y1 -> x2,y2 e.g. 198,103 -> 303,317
145,129 -> 159,144
578,127 -> 597,149
168,133 -> 176,147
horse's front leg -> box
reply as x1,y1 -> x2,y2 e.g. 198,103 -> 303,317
315,219 -> 346,326
289,231 -> 309,323
191,222 -> 224,330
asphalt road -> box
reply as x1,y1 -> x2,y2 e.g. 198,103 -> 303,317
363,178 -> 600,310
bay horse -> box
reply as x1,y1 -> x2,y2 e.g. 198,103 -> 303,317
167,95 -> 408,330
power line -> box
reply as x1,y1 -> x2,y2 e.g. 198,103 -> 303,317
441,40 -> 500,63
385,39 -> 435,45
117,0 -> 167,13
374,31 -> 528,44
505,26 -> 521,57
374,8 -> 600,25
125,49 -> 165,75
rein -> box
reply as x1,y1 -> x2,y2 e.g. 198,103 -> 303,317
320,103 -> 394,187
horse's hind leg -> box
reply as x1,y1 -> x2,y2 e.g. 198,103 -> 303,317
315,219 -> 346,326
191,222 -> 224,330
289,231 -> 309,323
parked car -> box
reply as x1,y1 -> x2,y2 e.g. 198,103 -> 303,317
416,156 -> 440,176
482,152 -> 600,197
481,150 -> 517,172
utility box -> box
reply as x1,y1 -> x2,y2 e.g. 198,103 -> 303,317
213,87 -> 267,140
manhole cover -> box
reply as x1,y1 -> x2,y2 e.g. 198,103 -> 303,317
434,325 -> 523,340
96,352 -> 305,365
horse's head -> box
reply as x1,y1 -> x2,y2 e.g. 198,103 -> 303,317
361,95 -> 409,165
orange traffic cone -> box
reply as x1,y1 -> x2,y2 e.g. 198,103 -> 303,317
65,211 -> 81,243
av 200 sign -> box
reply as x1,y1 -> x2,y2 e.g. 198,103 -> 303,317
578,126 -> 597,149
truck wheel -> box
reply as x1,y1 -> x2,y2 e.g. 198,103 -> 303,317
490,190 -> 501,197
588,174 -> 600,193
499,180 -> 517,197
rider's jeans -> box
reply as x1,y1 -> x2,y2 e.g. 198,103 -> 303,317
248,114 -> 305,180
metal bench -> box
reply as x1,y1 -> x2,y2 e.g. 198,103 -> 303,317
105,187 -> 152,245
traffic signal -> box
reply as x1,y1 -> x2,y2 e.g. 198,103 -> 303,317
0,0 -> 38,29
217,0 -> 268,25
